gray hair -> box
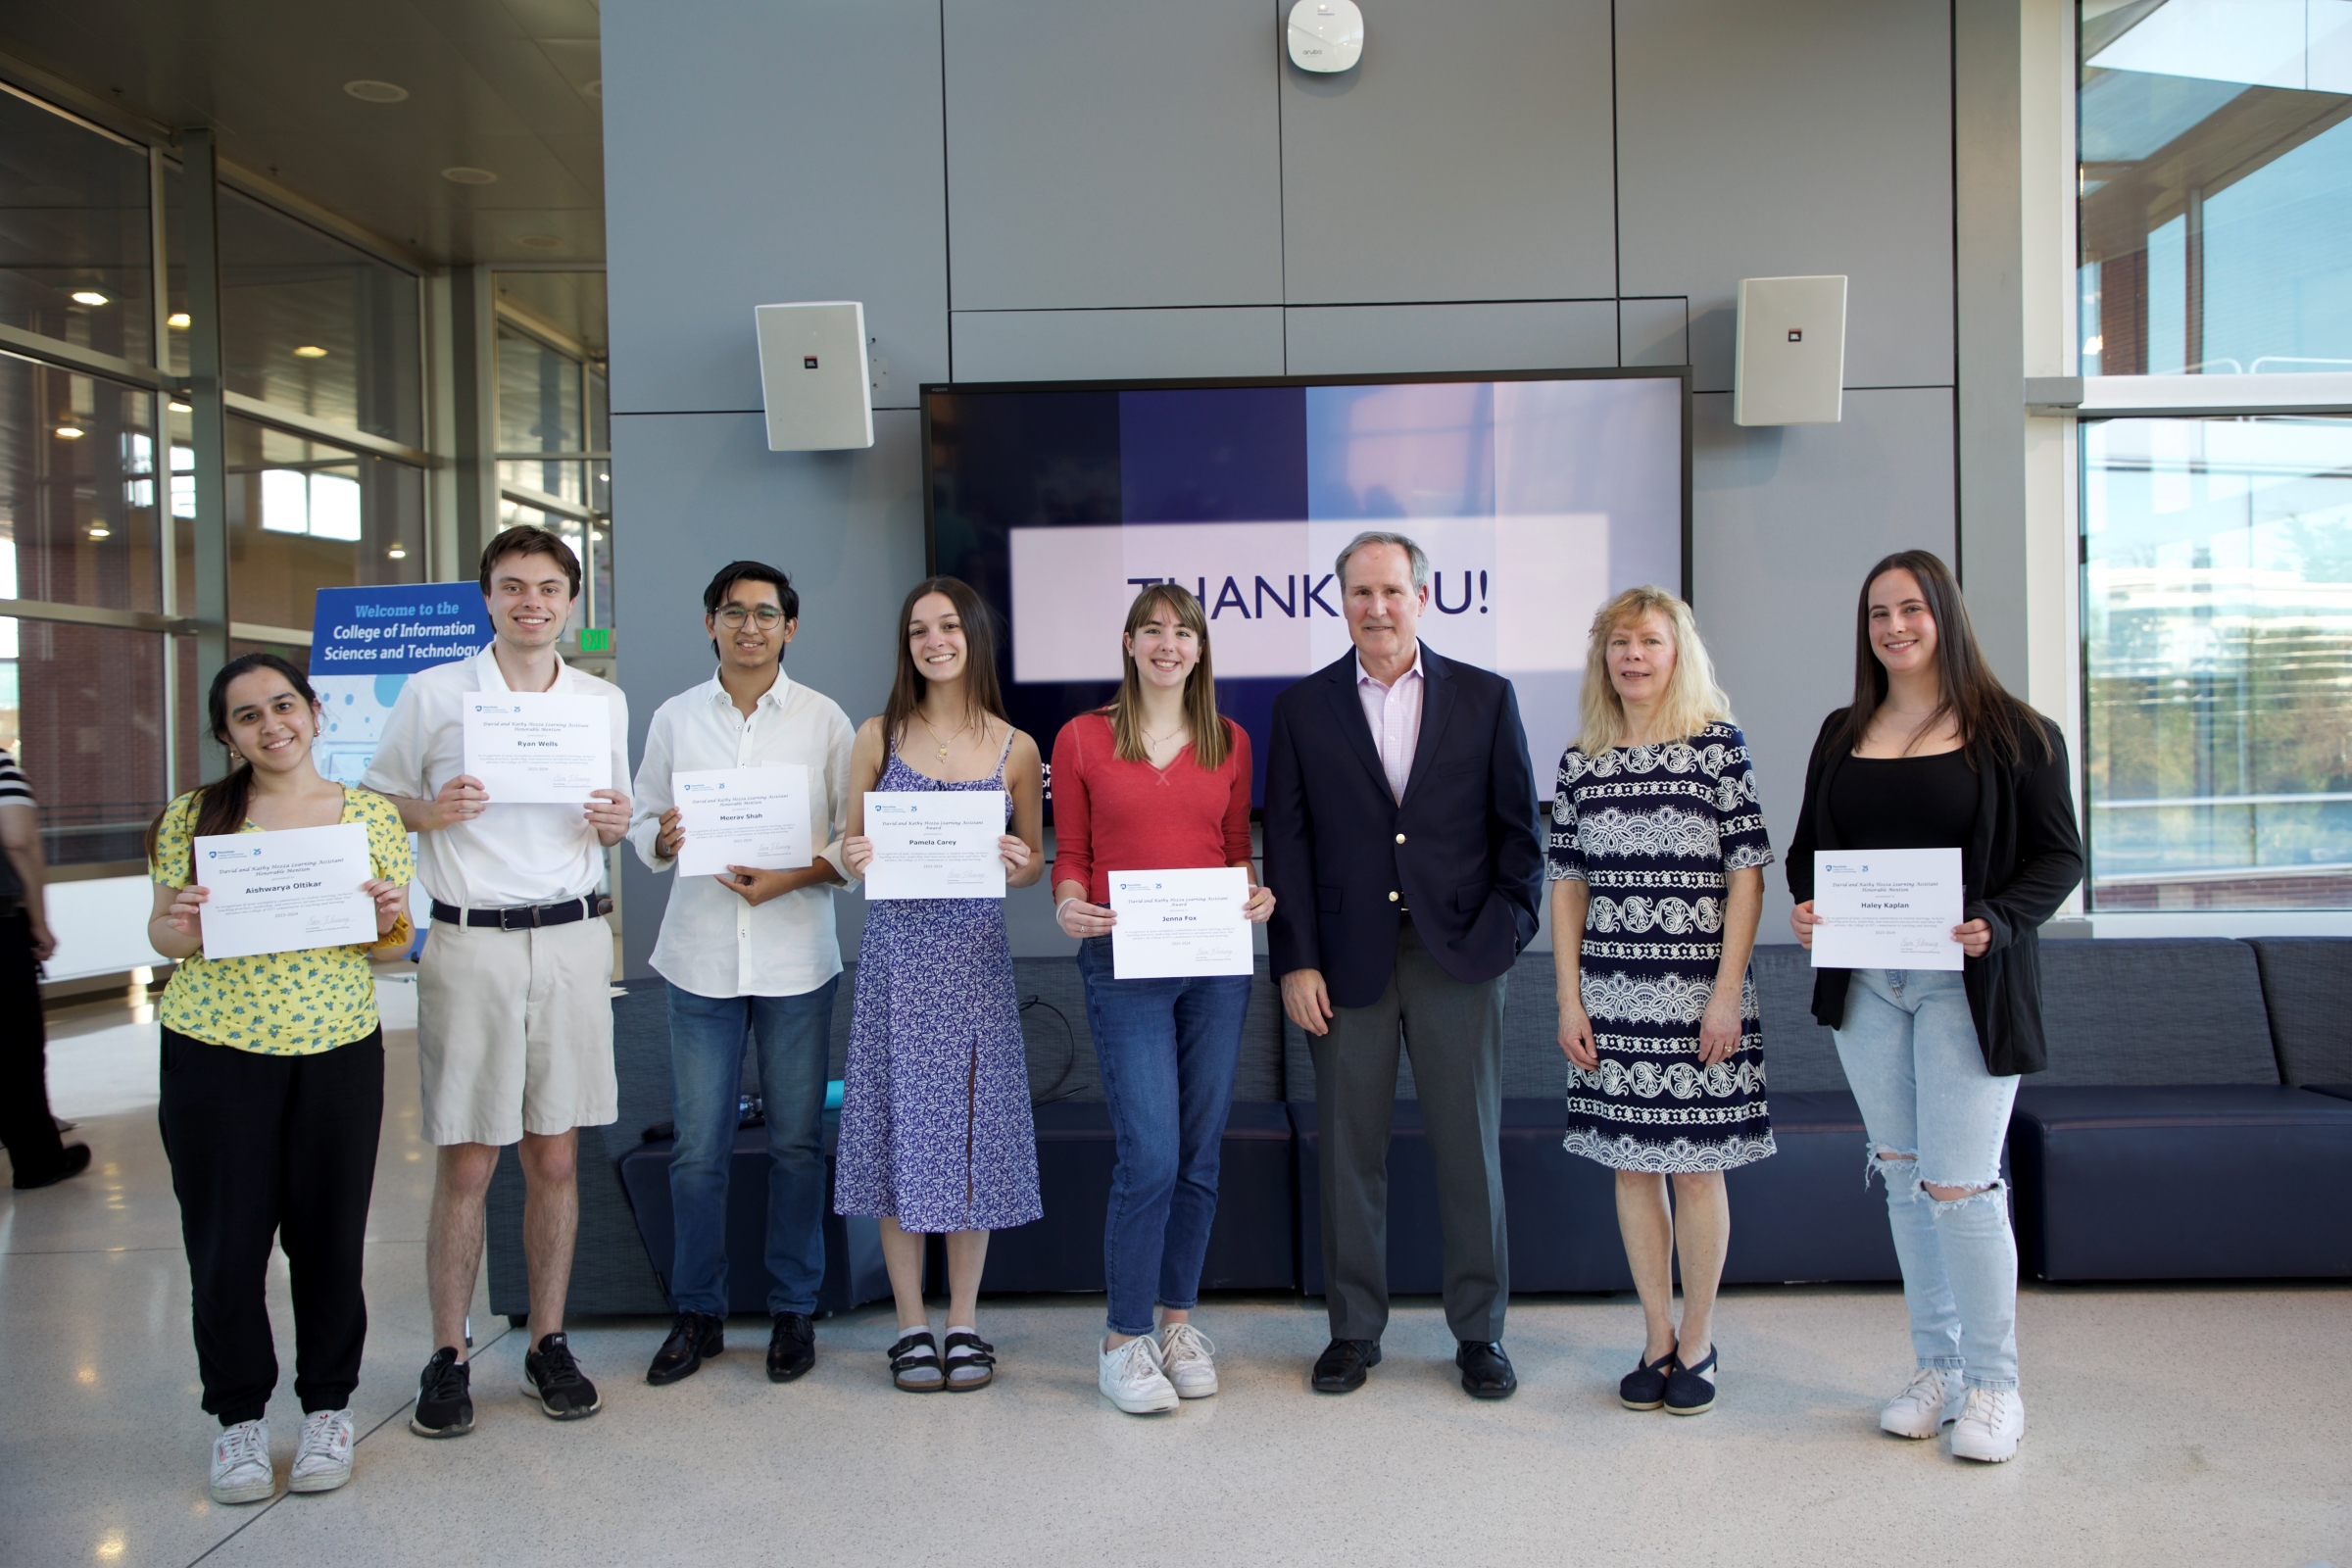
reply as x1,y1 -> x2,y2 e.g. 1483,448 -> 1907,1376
1334,530 -> 1430,590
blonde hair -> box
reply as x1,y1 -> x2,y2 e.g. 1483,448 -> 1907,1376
1574,586 -> 1733,754
1103,582 -> 1232,770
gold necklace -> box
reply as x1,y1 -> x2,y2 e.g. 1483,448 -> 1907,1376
915,710 -> 974,765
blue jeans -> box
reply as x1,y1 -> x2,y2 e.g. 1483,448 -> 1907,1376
1832,967 -> 2022,1390
1076,937 -> 1252,1338
666,977 -> 839,1318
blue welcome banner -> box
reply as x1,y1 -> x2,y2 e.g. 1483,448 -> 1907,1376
310,582 -> 490,787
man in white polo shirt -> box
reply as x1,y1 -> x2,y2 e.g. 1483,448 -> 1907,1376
627,561 -> 855,1389
364,524 -> 631,1436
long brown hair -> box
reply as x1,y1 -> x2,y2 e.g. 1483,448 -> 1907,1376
1833,550 -> 2050,767
882,576 -> 1007,750
1102,582 -> 1232,769
144,653 -> 323,873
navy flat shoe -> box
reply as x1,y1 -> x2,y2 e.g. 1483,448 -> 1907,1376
1665,1345 -> 1718,1416
1620,1348 -> 1678,1411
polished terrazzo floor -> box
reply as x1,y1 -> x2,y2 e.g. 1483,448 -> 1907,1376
3,986 -> 2346,1568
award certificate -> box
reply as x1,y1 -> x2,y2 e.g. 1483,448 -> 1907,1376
673,766 -> 812,878
462,693 -> 612,803
862,791 -> 1006,900
1810,847 -> 1966,971
1109,866 -> 1253,979
193,822 -> 378,960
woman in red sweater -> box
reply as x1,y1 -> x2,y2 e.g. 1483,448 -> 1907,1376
1053,583 -> 1274,1416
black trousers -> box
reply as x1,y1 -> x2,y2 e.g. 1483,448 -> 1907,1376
0,908 -> 68,1176
159,1026 -> 384,1424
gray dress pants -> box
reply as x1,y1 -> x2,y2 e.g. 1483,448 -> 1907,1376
1309,917 -> 1509,1344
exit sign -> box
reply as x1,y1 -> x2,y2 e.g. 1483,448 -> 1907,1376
577,627 -> 611,652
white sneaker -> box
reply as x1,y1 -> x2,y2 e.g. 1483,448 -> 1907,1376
1098,1334 -> 1178,1415
288,1407 -> 356,1494
1950,1386 -> 2025,1462
1158,1321 -> 1219,1399
1880,1366 -> 1965,1440
209,1419 -> 274,1505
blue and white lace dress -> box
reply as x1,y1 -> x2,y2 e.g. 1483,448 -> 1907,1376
1546,721 -> 1777,1174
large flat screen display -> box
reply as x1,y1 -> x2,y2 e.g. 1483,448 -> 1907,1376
923,368 -> 1689,808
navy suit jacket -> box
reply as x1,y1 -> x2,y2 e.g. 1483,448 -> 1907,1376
1262,645 -> 1544,1009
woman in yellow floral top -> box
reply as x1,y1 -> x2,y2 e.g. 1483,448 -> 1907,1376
144,653 -> 411,1507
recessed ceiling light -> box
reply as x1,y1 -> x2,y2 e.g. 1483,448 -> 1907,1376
516,233 -> 564,250
343,79 -> 409,103
88,523 -> 112,539
168,312 -> 190,329
70,289 -> 111,306
169,399 -> 192,412
387,544 -> 408,560
293,344 -> 328,359
441,167 -> 497,185
54,424 -> 84,439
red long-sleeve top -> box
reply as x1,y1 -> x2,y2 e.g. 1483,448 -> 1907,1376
1050,711 -> 1254,905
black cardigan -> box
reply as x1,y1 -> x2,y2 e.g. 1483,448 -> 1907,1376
1786,708 -> 2085,1076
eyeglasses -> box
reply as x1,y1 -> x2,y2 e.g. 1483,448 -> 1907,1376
715,606 -> 788,629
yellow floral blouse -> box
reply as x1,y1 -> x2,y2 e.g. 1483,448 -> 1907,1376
150,786 -> 415,1055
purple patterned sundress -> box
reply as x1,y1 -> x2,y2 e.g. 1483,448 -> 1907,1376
833,735 -> 1043,1233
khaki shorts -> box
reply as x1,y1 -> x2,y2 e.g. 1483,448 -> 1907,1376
416,915 -> 616,1147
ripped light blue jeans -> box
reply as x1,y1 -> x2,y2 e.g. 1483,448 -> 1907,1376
1833,967 -> 2021,1391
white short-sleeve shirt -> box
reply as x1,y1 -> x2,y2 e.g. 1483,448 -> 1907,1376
362,645 -> 630,909
626,667 -> 857,1001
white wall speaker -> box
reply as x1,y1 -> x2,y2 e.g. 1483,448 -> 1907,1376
755,301 -> 874,451
1733,275 -> 1847,426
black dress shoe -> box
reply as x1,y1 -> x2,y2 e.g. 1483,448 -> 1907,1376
1310,1338 -> 1382,1394
767,1311 -> 815,1382
12,1143 -> 91,1190
1457,1340 -> 1517,1399
647,1311 -> 724,1385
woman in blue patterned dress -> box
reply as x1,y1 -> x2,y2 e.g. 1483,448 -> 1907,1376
837,577 -> 1046,1393
1548,587 -> 1774,1418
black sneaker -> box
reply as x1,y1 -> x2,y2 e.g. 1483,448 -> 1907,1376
767,1311 -> 815,1383
521,1332 -> 603,1420
647,1311 -> 724,1386
411,1347 -> 474,1438
11,1143 -> 91,1190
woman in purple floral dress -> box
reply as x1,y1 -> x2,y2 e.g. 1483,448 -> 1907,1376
837,576 -> 1047,1393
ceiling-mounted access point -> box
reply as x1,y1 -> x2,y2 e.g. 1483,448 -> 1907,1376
1287,0 -> 1363,72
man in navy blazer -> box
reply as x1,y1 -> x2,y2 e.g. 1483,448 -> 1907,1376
1263,531 -> 1543,1398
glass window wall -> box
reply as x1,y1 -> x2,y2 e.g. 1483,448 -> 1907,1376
217,411 -> 423,632
0,87 -> 154,367
2081,0 -> 2352,375
6,620 -> 171,866
493,293 -> 611,634
0,357 -> 169,612
2082,415 -> 2352,909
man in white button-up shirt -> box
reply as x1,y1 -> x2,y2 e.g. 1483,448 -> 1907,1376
625,562 -> 856,1389
366,525 -> 632,1435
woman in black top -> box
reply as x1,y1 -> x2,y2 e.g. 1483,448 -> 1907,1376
1787,551 -> 2081,1465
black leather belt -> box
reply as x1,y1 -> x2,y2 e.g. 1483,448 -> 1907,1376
430,896 -> 607,931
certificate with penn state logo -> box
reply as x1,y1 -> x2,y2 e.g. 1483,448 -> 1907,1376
862,791 -> 1007,900
672,766 -> 811,878
1108,867 -> 1254,979
461,692 -> 612,803
192,823 -> 377,960
1810,848 -> 1965,970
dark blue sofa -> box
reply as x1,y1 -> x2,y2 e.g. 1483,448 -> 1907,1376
486,936 -> 2352,1321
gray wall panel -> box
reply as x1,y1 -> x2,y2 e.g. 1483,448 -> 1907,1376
951,308 -> 1285,382
1688,386 -> 1957,943
944,0 -> 1283,310
611,409 -> 927,978
1279,0 -> 1617,305
1283,301 -> 1618,376
602,0 -> 948,415
1616,0 -> 1954,394
1620,298 -> 1691,369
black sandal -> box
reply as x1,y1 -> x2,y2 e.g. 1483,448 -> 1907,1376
942,1331 -> 995,1391
889,1331 -> 944,1393
1619,1348 -> 1678,1411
